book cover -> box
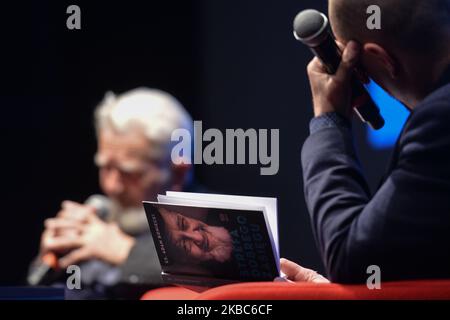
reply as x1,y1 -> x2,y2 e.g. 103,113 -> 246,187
144,201 -> 279,286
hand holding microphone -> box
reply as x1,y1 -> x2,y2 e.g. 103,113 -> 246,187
27,201 -> 95,286
306,40 -> 362,119
293,9 -> 385,130
39,201 -> 96,259
28,196 -> 135,285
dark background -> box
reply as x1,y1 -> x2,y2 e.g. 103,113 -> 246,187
0,1 -> 392,285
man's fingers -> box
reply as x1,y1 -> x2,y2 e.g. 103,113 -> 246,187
307,57 -> 326,75
58,202 -> 95,222
44,218 -> 85,239
336,41 -> 345,51
59,247 -> 91,268
335,40 -> 361,82
45,218 -> 85,232
41,226 -> 55,238
40,227 -> 56,254
307,41 -> 360,79
310,273 -> 330,283
62,200 -> 83,210
280,258 -> 307,282
280,258 -> 330,283
342,41 -> 361,65
45,237 -> 83,252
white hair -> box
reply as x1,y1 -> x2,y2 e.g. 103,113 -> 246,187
94,87 -> 193,161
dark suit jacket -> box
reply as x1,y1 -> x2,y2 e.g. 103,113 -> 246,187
301,66 -> 450,283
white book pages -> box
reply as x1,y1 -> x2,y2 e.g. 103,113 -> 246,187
157,195 -> 265,212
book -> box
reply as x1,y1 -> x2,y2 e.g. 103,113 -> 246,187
143,191 -> 281,289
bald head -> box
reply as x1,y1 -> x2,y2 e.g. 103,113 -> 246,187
329,0 -> 450,57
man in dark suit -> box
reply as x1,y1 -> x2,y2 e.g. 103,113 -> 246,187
281,0 -> 450,283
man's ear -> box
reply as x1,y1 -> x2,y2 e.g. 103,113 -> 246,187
170,162 -> 192,192
363,43 -> 398,78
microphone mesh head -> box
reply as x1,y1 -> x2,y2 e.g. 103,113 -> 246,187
85,194 -> 111,220
293,9 -> 327,42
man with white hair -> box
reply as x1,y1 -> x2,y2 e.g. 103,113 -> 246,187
29,88 -> 199,299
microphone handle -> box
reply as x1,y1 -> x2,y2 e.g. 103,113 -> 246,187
27,252 -> 60,286
310,37 -> 341,75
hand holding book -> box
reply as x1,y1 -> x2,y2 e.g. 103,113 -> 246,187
280,258 -> 329,283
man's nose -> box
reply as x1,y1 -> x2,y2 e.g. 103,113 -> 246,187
184,230 -> 203,243
103,169 -> 124,195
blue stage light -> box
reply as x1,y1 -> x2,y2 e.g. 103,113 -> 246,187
365,80 -> 410,149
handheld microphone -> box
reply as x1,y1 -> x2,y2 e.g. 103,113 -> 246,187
27,195 -> 111,286
293,9 -> 385,130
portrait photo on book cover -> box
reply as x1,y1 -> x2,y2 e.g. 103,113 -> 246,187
145,202 -> 279,282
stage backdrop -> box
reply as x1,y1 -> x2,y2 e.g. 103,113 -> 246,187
0,0 -> 394,285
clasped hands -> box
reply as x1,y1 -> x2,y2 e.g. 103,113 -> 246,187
39,201 -> 135,269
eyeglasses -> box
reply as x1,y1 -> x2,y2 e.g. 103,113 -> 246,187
94,153 -> 166,181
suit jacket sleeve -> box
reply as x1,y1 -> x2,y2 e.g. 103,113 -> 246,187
301,96 -> 450,283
